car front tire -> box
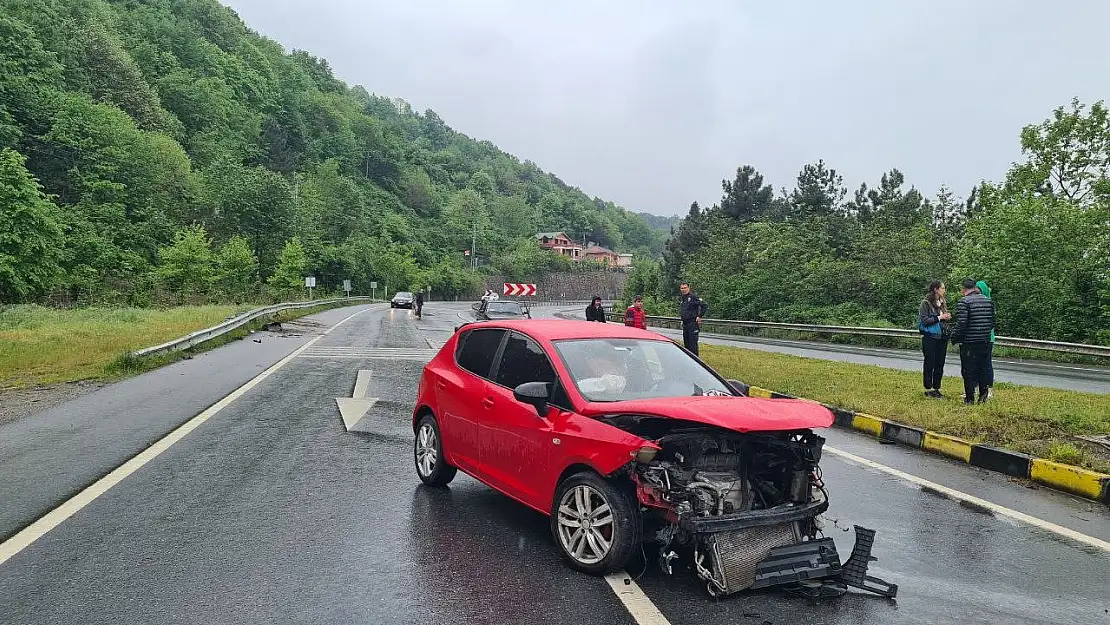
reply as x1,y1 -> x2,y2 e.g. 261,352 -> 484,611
414,414 -> 457,486
551,471 -> 641,575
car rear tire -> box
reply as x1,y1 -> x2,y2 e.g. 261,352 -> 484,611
551,471 -> 640,575
414,414 -> 457,487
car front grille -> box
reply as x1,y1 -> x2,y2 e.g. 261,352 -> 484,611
706,523 -> 800,593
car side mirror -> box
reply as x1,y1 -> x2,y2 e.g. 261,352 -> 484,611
513,382 -> 551,416
727,379 -> 750,397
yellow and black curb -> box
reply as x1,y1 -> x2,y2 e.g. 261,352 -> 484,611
747,385 -> 1110,505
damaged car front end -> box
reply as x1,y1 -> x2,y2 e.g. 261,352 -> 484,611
600,413 -> 898,598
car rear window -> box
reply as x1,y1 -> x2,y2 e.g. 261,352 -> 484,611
486,302 -> 523,315
456,328 -> 506,379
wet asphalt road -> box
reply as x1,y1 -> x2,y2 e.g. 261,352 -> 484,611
1,303 -> 1109,625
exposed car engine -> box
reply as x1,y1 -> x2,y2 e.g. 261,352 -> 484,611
601,415 -> 896,598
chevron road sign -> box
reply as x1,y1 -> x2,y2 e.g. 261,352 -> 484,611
503,283 -> 537,297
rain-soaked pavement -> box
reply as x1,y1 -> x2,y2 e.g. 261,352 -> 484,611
1,303 -> 1108,625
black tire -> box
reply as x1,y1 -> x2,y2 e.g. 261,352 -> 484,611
414,414 -> 457,486
550,471 -> 641,575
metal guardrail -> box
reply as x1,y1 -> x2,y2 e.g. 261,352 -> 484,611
130,297 -> 377,359
602,313 -> 1110,358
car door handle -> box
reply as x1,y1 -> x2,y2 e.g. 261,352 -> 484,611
436,381 -> 447,390
481,398 -> 495,408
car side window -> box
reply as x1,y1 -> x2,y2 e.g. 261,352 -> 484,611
494,332 -> 572,409
456,329 -> 506,379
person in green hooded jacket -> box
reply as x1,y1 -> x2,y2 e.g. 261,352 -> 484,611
976,280 -> 995,394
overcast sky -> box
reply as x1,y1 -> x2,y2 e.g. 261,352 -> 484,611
222,0 -> 1110,216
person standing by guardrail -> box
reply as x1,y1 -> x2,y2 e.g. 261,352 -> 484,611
976,279 -> 995,394
951,279 -> 996,404
586,296 -> 607,322
918,281 -> 952,398
624,296 -> 647,329
679,282 -> 708,355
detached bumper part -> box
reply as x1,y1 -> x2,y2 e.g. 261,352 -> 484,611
749,537 -> 841,589
751,525 -> 898,598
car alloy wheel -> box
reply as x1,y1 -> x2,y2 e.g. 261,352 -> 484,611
550,471 -> 640,574
414,414 -> 457,486
557,485 -> 614,565
415,424 -> 437,476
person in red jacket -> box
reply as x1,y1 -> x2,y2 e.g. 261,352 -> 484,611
624,296 -> 647,329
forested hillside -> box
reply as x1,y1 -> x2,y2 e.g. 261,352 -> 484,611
0,0 -> 663,305
625,99 -> 1110,345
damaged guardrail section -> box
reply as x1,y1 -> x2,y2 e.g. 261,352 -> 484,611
130,297 -> 376,359
746,385 -> 1110,504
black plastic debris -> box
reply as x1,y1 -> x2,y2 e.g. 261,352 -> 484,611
838,526 -> 898,598
750,537 -> 841,589
751,525 -> 898,598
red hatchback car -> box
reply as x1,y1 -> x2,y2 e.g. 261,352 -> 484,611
412,320 -> 896,597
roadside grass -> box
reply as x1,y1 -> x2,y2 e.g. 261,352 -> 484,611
0,301 -> 365,388
0,305 -> 253,387
103,301 -> 356,379
700,344 -> 1110,473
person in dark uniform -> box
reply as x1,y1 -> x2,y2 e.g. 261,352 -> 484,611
679,283 -> 707,355
585,296 -> 607,322
414,290 -> 424,318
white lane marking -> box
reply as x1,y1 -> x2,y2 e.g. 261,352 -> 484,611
605,572 -> 672,625
824,446 -> 1110,553
352,369 -> 373,399
0,306 -> 375,567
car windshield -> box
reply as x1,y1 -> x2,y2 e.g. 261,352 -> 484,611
552,338 -> 732,402
487,302 -> 523,315
395,292 -> 412,298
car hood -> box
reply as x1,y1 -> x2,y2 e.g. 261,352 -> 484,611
578,396 -> 834,433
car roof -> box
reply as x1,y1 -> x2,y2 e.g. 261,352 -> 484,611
466,319 -> 664,341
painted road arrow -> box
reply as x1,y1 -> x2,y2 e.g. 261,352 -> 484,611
335,369 -> 378,430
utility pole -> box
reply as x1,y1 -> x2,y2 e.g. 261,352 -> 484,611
472,219 -> 477,268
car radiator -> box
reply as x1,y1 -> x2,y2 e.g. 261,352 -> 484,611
702,523 -> 800,595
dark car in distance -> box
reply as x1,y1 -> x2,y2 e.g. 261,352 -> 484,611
472,299 -> 531,321
391,291 -> 415,309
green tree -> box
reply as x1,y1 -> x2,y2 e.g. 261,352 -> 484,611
1007,98 -> 1110,205
441,188 -> 492,253
215,235 -> 260,300
268,237 -> 309,295
0,148 -> 65,302
720,165 -> 774,222
157,224 -> 215,298
954,196 -> 1106,342
78,21 -> 173,132
201,157 -> 295,271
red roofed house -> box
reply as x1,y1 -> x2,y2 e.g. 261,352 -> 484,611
582,243 -> 619,267
536,232 -> 583,260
